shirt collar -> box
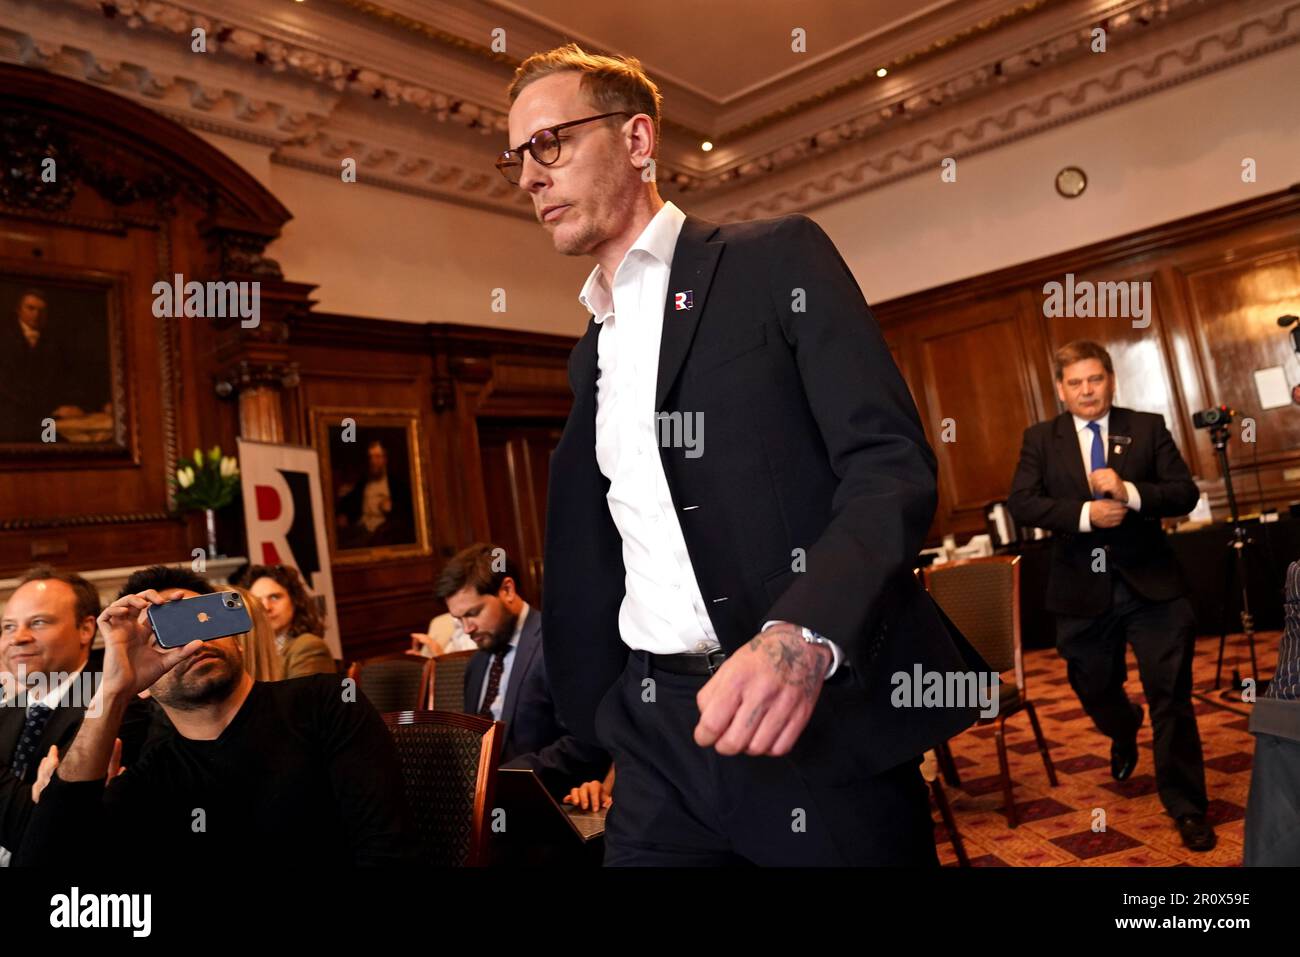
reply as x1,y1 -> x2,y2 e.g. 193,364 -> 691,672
577,201 -> 687,324
1074,411 -> 1110,434
28,662 -> 88,710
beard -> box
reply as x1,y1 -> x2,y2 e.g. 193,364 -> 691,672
479,611 -> 518,653
151,645 -> 243,710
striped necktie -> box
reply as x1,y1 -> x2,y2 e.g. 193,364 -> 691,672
477,646 -> 510,719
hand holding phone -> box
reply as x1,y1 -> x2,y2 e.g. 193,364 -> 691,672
95,591 -> 204,700
148,592 -> 252,649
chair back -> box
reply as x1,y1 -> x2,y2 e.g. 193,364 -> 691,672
419,649 -> 477,711
923,555 -> 1023,691
382,711 -> 501,866
348,653 -> 426,713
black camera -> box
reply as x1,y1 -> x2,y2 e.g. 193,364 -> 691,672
1193,405 -> 1234,429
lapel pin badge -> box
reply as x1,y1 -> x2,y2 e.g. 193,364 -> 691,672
1111,434 -> 1132,455
674,289 -> 694,311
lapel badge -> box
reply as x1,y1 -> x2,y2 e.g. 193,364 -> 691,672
674,289 -> 694,311
1111,434 -> 1131,456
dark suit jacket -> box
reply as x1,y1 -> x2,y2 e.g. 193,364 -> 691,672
0,651 -> 155,854
465,607 -> 610,797
1007,406 -> 1200,618
0,653 -> 99,852
543,212 -> 986,783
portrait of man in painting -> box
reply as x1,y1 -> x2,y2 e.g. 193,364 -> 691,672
0,277 -> 116,445
329,426 -> 419,552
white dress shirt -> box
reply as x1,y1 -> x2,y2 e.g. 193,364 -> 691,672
578,201 -> 841,676
1073,411 -> 1142,532
476,602 -> 529,721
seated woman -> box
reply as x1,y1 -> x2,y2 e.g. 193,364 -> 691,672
240,565 -> 336,679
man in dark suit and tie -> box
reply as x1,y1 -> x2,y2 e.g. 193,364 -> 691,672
503,44 -> 984,865
1008,339 -> 1213,851
435,544 -> 609,799
0,566 -> 103,864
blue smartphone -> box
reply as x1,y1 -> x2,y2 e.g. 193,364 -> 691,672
147,591 -> 253,649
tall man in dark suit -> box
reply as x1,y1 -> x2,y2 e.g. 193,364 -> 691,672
436,544 -> 610,799
0,566 -> 102,865
504,44 -> 984,865
1008,339 -> 1213,851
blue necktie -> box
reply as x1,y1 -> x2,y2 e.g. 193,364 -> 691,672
10,703 -> 52,780
1087,421 -> 1106,498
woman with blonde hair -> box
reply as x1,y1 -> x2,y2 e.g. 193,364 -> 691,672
232,585 -> 284,682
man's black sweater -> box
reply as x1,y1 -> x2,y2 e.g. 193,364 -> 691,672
16,675 -> 416,866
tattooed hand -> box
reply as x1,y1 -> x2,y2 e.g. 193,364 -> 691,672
693,623 -> 831,756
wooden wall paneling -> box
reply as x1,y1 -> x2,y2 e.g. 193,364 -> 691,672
1175,243 -> 1300,509
913,291 -> 1043,535
0,65 -> 296,576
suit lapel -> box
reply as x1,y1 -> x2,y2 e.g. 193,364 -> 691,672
1106,406 -> 1129,476
654,215 -> 724,412
1054,413 -> 1092,500
501,608 -> 541,730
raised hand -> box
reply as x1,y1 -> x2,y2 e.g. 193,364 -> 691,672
96,591 -> 203,700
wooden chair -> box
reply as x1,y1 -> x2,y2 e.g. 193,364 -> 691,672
921,748 -> 970,866
418,649 -> 477,711
347,652 -> 426,714
923,555 -> 1058,828
382,711 -> 502,866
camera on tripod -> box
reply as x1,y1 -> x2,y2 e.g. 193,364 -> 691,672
1192,405 -> 1234,430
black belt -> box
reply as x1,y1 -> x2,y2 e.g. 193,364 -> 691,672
647,649 -> 728,676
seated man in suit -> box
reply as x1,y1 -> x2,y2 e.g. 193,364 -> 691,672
436,543 -> 610,799
0,565 -> 103,865
15,573 -> 415,866
1008,339 -> 1213,851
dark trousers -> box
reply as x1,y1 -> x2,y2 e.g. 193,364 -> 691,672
1054,576 -> 1207,818
593,649 -> 937,866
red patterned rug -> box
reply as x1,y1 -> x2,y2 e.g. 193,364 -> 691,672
933,631 -> 1275,866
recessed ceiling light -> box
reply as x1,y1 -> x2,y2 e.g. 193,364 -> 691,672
876,67 -> 888,78
701,141 -> 713,152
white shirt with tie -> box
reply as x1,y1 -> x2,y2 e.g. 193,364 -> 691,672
1073,411 -> 1142,532
578,200 -> 842,676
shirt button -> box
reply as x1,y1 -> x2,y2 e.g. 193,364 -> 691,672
695,640 -> 711,652
672,582 -> 681,591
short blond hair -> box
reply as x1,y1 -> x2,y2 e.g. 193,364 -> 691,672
507,42 -> 663,159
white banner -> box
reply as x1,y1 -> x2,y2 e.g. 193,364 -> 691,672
237,438 -> 342,658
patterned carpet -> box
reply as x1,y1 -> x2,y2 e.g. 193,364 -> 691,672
932,631 -> 1277,867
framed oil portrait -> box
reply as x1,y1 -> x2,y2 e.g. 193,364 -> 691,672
312,407 -> 432,564
0,267 -> 129,455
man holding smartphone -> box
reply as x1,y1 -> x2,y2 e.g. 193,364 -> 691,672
16,579 -> 415,866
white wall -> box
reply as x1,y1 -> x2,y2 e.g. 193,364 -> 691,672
199,44 -> 1300,334
267,166 -> 594,336
815,44 -> 1300,305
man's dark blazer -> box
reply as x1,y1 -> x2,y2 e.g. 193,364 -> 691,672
542,212 -> 987,783
0,650 -> 155,855
465,607 -> 610,797
1007,406 -> 1200,618
0,652 -> 101,852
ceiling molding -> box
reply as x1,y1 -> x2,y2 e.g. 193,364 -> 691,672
0,0 -> 1293,225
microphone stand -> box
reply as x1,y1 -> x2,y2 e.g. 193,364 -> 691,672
1209,422 -> 1263,698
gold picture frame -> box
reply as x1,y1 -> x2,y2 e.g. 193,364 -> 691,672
311,407 -> 432,565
